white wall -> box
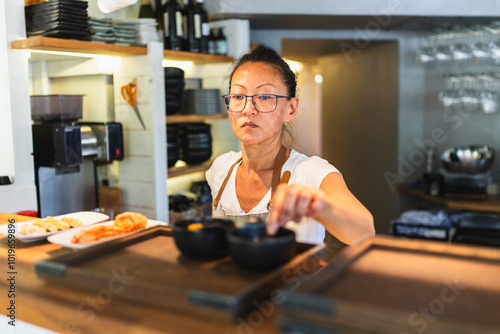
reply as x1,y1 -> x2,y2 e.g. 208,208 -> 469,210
0,0 -> 37,214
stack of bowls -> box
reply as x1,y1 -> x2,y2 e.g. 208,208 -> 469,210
165,67 -> 185,115
166,124 -> 180,168
179,123 -> 212,165
182,89 -> 223,115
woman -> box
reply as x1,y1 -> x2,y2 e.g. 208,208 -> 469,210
206,45 -> 374,245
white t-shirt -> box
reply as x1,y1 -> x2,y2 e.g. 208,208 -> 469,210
205,149 -> 341,244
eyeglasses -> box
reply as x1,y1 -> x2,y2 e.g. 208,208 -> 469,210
221,94 -> 291,113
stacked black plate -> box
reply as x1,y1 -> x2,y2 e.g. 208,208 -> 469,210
182,89 -> 223,115
165,67 -> 185,115
25,0 -> 91,40
452,213 -> 500,247
179,123 -> 212,165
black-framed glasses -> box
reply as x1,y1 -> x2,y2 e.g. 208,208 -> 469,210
221,94 -> 291,113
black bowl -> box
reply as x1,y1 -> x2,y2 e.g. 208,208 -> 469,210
164,67 -> 185,78
228,220 -> 296,271
173,217 -> 235,260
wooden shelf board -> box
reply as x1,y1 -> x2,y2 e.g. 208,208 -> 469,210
166,113 -> 227,123
168,160 -> 213,178
399,185 -> 500,213
164,49 -> 233,63
11,37 -> 234,63
11,37 -> 147,57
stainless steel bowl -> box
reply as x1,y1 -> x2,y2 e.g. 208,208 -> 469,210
440,145 -> 495,174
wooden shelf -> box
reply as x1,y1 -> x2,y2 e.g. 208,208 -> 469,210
11,37 -> 234,63
168,160 -> 213,178
166,113 -> 227,124
11,36 -> 147,57
399,185 -> 500,213
163,49 -> 233,63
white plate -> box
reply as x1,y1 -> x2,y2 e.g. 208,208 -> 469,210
47,220 -> 167,249
0,211 -> 109,242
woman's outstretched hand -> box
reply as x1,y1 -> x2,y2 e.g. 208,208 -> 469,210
266,183 -> 327,235
265,172 -> 375,245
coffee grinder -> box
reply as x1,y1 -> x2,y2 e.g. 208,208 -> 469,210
31,95 -> 123,217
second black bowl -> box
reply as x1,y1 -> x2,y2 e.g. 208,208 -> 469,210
228,221 -> 296,271
173,217 -> 235,260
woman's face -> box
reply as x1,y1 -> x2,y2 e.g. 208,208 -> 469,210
228,62 -> 298,147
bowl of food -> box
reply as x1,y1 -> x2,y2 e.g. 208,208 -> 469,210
173,217 -> 235,260
440,145 -> 495,174
228,219 -> 296,271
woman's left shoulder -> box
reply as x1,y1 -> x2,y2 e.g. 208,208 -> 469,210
287,150 -> 341,187
288,150 -> 340,173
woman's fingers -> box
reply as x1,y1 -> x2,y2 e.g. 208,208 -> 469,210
293,188 -> 313,223
267,184 -> 290,234
267,184 -> 325,235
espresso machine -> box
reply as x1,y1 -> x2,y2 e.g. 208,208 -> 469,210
31,95 -> 123,217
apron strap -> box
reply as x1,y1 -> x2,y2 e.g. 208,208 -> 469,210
271,145 -> 288,196
213,145 -> 290,210
213,157 -> 242,209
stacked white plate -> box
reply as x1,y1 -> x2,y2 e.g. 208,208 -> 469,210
120,18 -> 161,46
183,89 -> 224,115
89,17 -> 115,43
113,21 -> 138,46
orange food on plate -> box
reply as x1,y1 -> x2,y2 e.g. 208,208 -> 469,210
71,225 -> 127,244
114,212 -> 148,232
71,212 -> 149,244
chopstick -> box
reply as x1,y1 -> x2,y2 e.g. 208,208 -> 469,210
0,212 -> 35,225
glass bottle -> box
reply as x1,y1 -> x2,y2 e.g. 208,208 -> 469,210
216,27 -> 227,56
182,0 -> 200,53
208,28 -> 216,55
154,0 -> 164,34
139,0 -> 155,19
196,0 -> 209,53
163,0 -> 183,51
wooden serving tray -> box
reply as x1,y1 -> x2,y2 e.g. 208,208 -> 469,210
35,226 -> 325,323
278,236 -> 500,334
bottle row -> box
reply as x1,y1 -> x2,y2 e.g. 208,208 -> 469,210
139,0 -> 227,55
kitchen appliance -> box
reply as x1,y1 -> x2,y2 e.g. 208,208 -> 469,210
31,95 -> 123,217
440,145 -> 496,199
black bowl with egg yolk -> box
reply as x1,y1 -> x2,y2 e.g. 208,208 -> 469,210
173,217 -> 235,260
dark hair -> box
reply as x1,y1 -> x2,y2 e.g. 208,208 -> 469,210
228,44 -> 298,97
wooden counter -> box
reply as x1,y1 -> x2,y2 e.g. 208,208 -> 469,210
0,237 -> 281,334
4,227 -> 500,333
